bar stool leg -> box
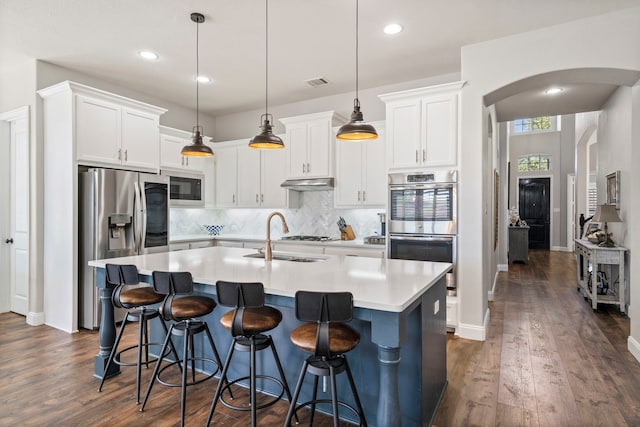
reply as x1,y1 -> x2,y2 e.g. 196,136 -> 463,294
309,375 -> 319,426
344,358 -> 367,426
140,324 -> 174,411
206,342 -> 237,426
97,311 -> 129,392
203,324 -> 233,400
284,360 -> 309,426
329,364 -> 339,427
250,338 -> 257,427
180,329 -> 190,427
269,340 -> 299,423
135,314 -> 144,403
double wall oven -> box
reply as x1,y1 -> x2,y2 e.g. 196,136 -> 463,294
388,171 -> 457,290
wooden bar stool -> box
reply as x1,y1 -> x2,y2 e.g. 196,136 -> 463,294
284,291 -> 367,427
206,281 -> 297,427
97,263 -> 174,404
140,271 -> 224,427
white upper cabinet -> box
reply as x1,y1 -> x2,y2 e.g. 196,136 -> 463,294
40,81 -> 167,172
279,111 -> 344,179
159,125 -> 212,172
379,82 -> 463,170
215,138 -> 295,209
214,142 -> 240,208
335,123 -> 386,208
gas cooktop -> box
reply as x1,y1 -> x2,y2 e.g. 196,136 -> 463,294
280,235 -> 337,242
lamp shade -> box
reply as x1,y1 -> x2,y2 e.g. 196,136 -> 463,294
592,204 -> 622,223
249,114 -> 284,149
181,127 -> 213,156
336,103 -> 378,140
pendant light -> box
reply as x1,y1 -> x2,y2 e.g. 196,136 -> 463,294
181,12 -> 214,157
336,0 -> 378,141
249,0 -> 284,149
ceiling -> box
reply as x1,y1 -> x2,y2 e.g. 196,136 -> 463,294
2,0 -> 640,118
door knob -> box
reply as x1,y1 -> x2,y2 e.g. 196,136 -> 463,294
5,238 -> 13,244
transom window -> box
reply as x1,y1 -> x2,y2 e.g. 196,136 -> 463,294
518,154 -> 551,172
511,116 -> 558,134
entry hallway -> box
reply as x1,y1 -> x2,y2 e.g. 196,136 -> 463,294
1,250 -> 639,426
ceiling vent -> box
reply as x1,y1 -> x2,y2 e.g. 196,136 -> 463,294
305,77 -> 330,87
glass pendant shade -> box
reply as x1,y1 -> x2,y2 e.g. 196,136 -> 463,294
337,99 -> 378,140
181,126 -> 213,156
249,114 -> 284,149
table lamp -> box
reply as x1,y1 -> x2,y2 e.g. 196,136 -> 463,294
592,204 -> 622,247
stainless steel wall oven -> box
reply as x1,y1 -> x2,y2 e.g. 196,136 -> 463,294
388,171 -> 457,291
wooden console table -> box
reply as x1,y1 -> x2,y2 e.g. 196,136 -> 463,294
574,239 -> 627,312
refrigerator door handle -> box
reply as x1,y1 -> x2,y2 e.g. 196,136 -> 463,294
139,181 -> 148,253
133,180 -> 142,253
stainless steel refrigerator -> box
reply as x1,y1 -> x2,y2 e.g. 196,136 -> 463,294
79,168 -> 170,329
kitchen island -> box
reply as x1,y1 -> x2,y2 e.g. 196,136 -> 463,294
90,246 -> 450,426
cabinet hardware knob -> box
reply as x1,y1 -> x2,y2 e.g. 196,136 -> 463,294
422,149 -> 426,162
357,191 -> 361,201
261,194 -> 264,203
415,150 -> 419,163
256,194 -> 259,203
362,190 -> 366,202
118,149 -> 122,160
302,163 -> 306,173
124,149 -> 128,161
5,238 -> 13,244
307,163 -> 311,173
233,194 -> 236,203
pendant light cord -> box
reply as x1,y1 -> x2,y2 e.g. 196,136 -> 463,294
196,17 -> 200,129
355,0 -> 359,102
265,0 -> 269,118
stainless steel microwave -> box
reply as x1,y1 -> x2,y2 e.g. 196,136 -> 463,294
162,171 -> 205,207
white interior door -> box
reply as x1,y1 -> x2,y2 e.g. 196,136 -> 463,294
1,107 -> 30,315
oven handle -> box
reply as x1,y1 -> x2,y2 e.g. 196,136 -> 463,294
389,234 -> 454,242
389,183 -> 456,191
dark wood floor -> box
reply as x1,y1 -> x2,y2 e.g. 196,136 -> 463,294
1,250 -> 639,426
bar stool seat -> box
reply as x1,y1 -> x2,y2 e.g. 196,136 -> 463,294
285,291 -> 368,427
290,323 -> 360,354
206,281 -> 296,427
98,264 -> 174,405
140,271 -> 224,427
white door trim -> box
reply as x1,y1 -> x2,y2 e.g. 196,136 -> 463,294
0,106 -> 30,317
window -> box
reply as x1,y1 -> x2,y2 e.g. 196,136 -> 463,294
511,116 -> 558,134
517,154 -> 551,172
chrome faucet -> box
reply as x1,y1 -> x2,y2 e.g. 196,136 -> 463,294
265,211 -> 289,261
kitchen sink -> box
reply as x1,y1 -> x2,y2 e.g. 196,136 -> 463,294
243,253 -> 326,262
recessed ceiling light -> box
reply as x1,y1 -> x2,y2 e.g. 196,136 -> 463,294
384,23 -> 403,35
196,75 -> 211,84
139,50 -> 159,60
545,87 -> 563,95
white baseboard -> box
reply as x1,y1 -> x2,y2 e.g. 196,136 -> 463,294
628,336 -> 640,364
551,245 -> 573,252
27,311 -> 45,326
497,264 -> 508,272
489,270 -> 502,301
457,308 -> 490,341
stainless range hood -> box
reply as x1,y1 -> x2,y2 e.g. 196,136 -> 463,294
280,177 -> 334,191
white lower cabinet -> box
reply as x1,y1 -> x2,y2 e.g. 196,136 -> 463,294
215,240 -> 246,248
170,240 -> 215,251
324,246 -> 385,258
446,296 -> 458,329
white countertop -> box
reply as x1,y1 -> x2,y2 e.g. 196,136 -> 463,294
89,246 -> 450,313
171,234 -> 385,249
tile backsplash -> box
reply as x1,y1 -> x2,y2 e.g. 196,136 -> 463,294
170,191 -> 385,240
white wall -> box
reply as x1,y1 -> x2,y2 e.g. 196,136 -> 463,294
35,61 -> 215,132
597,87 -> 632,246
0,60 -> 39,321
629,81 -> 640,360
213,73 -> 460,141
459,6 -> 640,341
